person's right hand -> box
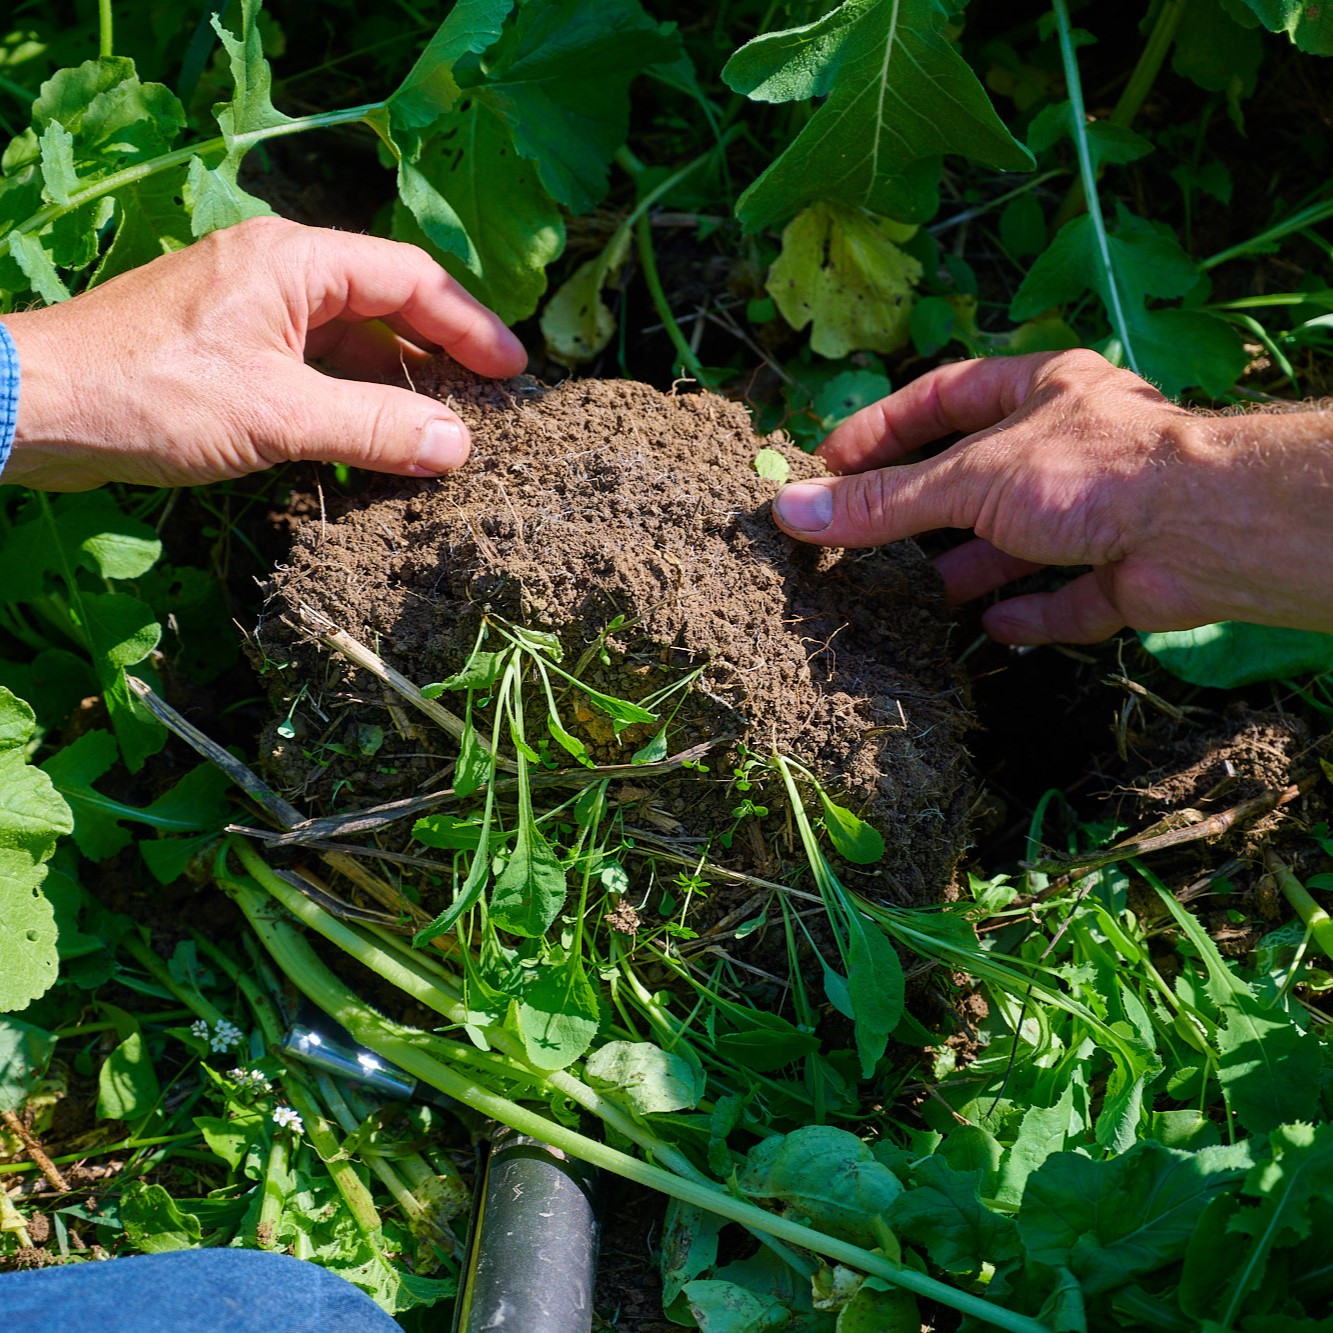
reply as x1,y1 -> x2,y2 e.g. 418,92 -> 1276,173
771,350 -> 1333,644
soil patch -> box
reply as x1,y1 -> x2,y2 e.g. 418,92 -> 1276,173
255,366 -> 974,919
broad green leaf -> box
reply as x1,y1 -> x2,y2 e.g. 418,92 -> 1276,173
585,1040 -> 704,1113
90,165 -> 194,287
463,0 -> 681,213
120,1181 -> 202,1253
516,957 -> 601,1069
752,448 -> 790,484
886,1158 -> 1020,1275
837,1281 -> 919,1333
739,1124 -> 902,1247
714,1016 -> 822,1073
683,1280 -> 789,1333
1173,0 -> 1264,128
490,821 -> 568,937
388,0 -> 515,134
630,729 -> 668,764
1011,209 -> 1247,395
1141,622 -> 1333,687
185,153 -> 272,235
0,1016 -> 56,1114
413,813 -> 500,852
43,732 -> 227,864
813,370 -> 894,428
1018,1142 -> 1248,1295
768,203 -> 922,358
389,94 -> 564,320
97,1028 -> 161,1121
818,792 -> 886,865
995,1080 -> 1081,1207
0,688 -> 71,1012
1231,0 -> 1333,52
725,0 -> 1033,231
455,717 -> 492,799
541,224 -> 631,365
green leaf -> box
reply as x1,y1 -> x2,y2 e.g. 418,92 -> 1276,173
490,820 -> 568,937
388,0 -> 515,134
43,733 -> 229,865
1231,0 -> 1333,52
994,1080 -> 1081,1208
516,957 -> 601,1069
739,1124 -> 902,1247
886,1158 -> 1020,1275
1140,622 -> 1333,687
585,1040 -> 704,1113
120,1181 -> 202,1253
427,651 -> 510,693
684,1281 -> 790,1332
812,370 -> 894,428
660,1201 -> 723,1308
840,909 -> 903,1076
1173,0 -> 1264,128
546,715 -> 593,766
713,1016 -> 822,1073
725,0 -> 1033,232
752,448 -> 791,484
767,203 -> 922,357
818,793 -> 885,865
195,1111 -> 267,1170
0,688 -> 70,1013
631,729 -> 669,765
97,1029 -> 161,1121
0,1016 -> 56,1114
464,0 -> 681,213
1017,1141 -> 1248,1295
1010,209 -> 1247,395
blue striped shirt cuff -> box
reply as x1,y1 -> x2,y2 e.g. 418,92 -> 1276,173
0,320 -> 17,482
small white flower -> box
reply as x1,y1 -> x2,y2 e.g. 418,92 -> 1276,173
190,1019 -> 210,1041
228,1067 -> 273,1094
272,1105 -> 304,1134
209,1019 -> 244,1053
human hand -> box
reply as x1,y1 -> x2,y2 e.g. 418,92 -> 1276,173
772,349 -> 1333,644
1,216 -> 527,490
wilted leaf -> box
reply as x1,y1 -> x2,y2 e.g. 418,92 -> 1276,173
768,203 -> 922,358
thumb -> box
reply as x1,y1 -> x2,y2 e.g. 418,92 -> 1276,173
262,365 -> 473,477
771,458 -> 960,548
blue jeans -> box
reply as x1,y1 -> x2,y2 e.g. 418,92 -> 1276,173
6,1249 -> 398,1331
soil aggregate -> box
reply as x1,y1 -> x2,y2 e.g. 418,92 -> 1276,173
256,363 -> 974,915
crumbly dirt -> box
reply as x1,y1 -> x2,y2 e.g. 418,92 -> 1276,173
255,365 -> 974,916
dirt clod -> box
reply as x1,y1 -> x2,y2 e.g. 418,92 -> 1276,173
259,366 -> 973,908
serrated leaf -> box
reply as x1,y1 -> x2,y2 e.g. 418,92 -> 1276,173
516,957 -> 601,1069
585,1040 -> 704,1113
8,230 -> 70,303
725,0 -> 1033,232
38,121 -> 77,206
464,0 -> 681,213
768,203 -> 922,357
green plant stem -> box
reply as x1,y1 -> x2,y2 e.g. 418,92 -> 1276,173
0,102 -> 383,264
120,932 -> 228,1026
225,867 -> 1046,1333
254,1133 -> 290,1249
98,0 -> 114,57
1267,848 -> 1333,963
1201,196 -> 1333,270
1050,0 -> 1139,374
1052,0 -> 1187,229
0,1132 -> 201,1175
634,213 -> 706,382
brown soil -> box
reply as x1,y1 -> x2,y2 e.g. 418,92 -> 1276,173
255,366 -> 974,923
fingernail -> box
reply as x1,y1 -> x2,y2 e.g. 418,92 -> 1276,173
774,482 -> 833,532
415,419 -> 468,474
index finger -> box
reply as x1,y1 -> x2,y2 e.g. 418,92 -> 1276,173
291,226 -> 528,380
817,352 -> 1061,475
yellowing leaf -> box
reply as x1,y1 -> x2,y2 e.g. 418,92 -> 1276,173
768,203 -> 922,358
541,224 -> 631,365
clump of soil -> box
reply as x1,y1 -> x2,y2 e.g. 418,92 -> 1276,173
256,364 -> 973,906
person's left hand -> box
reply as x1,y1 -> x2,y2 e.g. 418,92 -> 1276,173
1,216 -> 527,490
